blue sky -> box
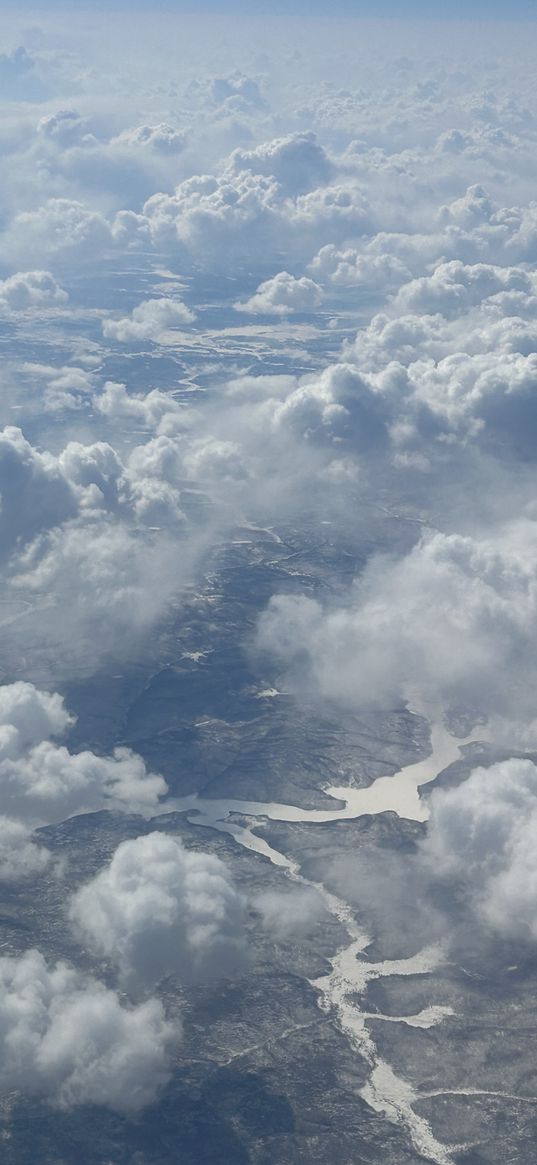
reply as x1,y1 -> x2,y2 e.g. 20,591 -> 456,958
8,0 -> 537,16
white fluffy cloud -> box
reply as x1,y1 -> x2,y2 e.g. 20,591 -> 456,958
256,521 -> 537,730
391,259 -> 535,319
0,817 -> 51,881
12,519 -> 191,673
424,758 -> 537,943
0,426 -> 77,562
37,109 -> 97,148
0,270 -> 67,312
0,198 -> 115,266
58,440 -> 124,508
0,680 -> 72,751
0,681 -> 167,830
102,297 -> 196,344
1,739 -> 167,828
70,832 -> 245,987
140,138 -> 371,269
0,422 -> 199,675
227,131 -> 333,196
310,244 -> 411,295
22,362 -> 95,412
113,123 -> 186,155
93,380 -> 186,432
0,949 -> 176,1112
235,271 -> 322,315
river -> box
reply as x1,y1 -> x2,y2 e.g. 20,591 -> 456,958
171,719 -> 481,1164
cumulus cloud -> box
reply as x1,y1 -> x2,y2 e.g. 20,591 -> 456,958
0,270 -> 67,312
391,259 -> 534,319
70,832 -> 245,987
22,362 -> 95,412
256,521 -> 537,731
0,949 -> 176,1112
93,380 -> 186,432
58,440 -> 124,508
37,108 -> 97,148
102,297 -> 196,344
141,144 -> 371,269
1,739 -> 167,828
208,72 -> 265,113
0,426 -> 77,562
0,817 -> 51,881
12,519 -> 193,674
310,244 -> 411,295
0,681 -> 167,830
227,131 -> 333,196
0,421 -> 200,675
1,198 -> 115,266
235,270 -> 322,315
424,759 -> 537,944
0,680 -> 72,750
112,123 -> 187,155
182,436 -> 247,483
4,428 -> 118,527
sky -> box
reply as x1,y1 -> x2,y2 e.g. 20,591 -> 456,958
4,0 -> 537,15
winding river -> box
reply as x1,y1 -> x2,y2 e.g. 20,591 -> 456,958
173,721 -> 482,1164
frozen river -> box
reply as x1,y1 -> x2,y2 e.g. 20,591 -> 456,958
172,720 -> 475,829
172,720 -> 482,1164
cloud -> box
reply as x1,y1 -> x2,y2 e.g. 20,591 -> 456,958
0,423 -> 199,676
11,519 -> 194,675
264,362 -> 389,451
0,426 -> 77,562
227,131 -> 333,196
141,144 -> 371,269
310,244 -> 411,295
70,832 -> 245,988
22,362 -> 95,412
102,297 -> 196,344
37,109 -> 97,148
58,440 -> 124,508
21,113 -> 192,215
92,381 -> 187,433
0,817 -> 51,881
0,270 -> 68,312
332,252 -> 537,463
1,739 -> 167,828
0,681 -> 167,831
142,170 -> 284,267
423,758 -> 537,944
256,521 -> 537,731
0,949 -> 176,1112
181,436 -> 247,482
113,123 -> 187,155
253,887 -> 327,940
0,199 -> 115,266
235,271 -> 322,315
0,680 -> 72,750
208,73 -> 266,113
391,259 -> 534,320
0,46 -> 49,102
438,184 -> 496,230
